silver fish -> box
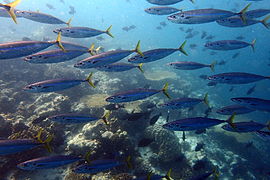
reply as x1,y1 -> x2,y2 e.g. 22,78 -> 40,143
216,105 -> 255,115
167,4 -> 250,24
246,9 -> 270,19
97,63 -> 143,73
231,97 -> 270,112
205,39 -> 256,51
167,61 -> 215,71
145,6 -> 182,15
16,10 -> 71,25
54,25 -> 113,38
208,72 -> 269,84
23,73 -> 95,93
146,0 -> 193,5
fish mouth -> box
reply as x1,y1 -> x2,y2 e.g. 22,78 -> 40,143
53,29 -> 60,33
167,16 -> 175,21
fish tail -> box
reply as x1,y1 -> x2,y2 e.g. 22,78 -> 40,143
85,72 -> 96,88
210,61 -> 216,72
0,0 -> 21,24
88,43 -> 95,55
213,166 -> 220,180
66,17 -> 73,27
137,63 -> 144,73
261,15 -> 270,29
134,40 -> 144,56
56,32 -> 66,52
162,83 -> 171,99
164,168 -> 172,180
250,39 -> 256,52
189,0 -> 195,4
179,40 -> 188,56
203,93 -> 210,107
125,155 -> 133,169
36,128 -> 53,153
238,3 -> 251,24
85,151 -> 92,164
227,113 -> 236,128
101,110 -> 111,125
267,121 -> 270,130
95,46 -> 102,55
105,25 -> 114,38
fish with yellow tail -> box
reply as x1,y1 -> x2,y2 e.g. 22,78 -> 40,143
167,61 -> 216,71
205,39 -> 256,51
74,41 -> 143,69
23,72 -> 95,93
0,0 -> 21,23
106,83 -> 170,103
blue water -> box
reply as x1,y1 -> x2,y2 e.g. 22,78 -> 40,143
0,0 -> 270,179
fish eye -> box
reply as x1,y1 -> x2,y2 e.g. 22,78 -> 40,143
171,15 -> 176,19
180,14 -> 184,18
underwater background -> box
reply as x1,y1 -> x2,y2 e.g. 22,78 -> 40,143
0,0 -> 270,179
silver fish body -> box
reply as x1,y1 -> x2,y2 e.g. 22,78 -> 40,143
222,121 -> 267,133
145,6 -> 181,15
17,155 -> 81,170
231,97 -> 270,112
205,40 -> 254,51
146,0 -> 183,5
216,105 -> 255,115
0,41 -> 55,60
167,61 -> 212,70
16,10 -> 67,24
208,72 -> 268,84
48,114 -> 99,124
24,49 -> 87,64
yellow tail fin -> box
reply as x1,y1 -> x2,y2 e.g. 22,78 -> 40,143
66,17 -> 73,27
85,151 -> 92,164
36,128 -> 53,153
88,43 -> 95,55
164,168 -> 172,180
86,72 -> 95,88
250,39 -> 256,52
95,46 -> 102,54
239,3 -> 251,24
227,113 -> 236,129
203,93 -> 210,107
134,40 -> 144,56
210,61 -> 216,72
147,172 -> 153,180
179,40 -> 188,56
137,63 -> 144,73
56,32 -> 66,52
162,83 -> 171,99
101,110 -> 111,125
261,15 -> 270,29
125,155 -> 133,169
0,0 -> 21,24
105,25 -> 114,38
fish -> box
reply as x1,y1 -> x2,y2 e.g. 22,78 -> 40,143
231,97 -> 270,112
189,171 -> 217,180
207,82 -> 217,86
0,8 -> 20,18
0,130 -> 52,155
232,52 -> 240,59
54,25 -> 113,38
167,61 -> 216,72
255,131 -> 270,141
69,5 -> 76,15
46,3 -> 55,10
104,104 -> 125,111
0,33 -> 64,60
167,4 -> 251,24
73,159 -> 123,174
199,74 -> 208,80
146,0 -> 192,5
246,84 -> 256,95
74,41 -> 143,69
105,83 -> 170,103
125,111 -> 151,121
149,113 -> 162,125
145,6 -> 182,15
216,105 -> 255,115
16,10 -> 71,26
96,36 -> 105,41
17,155 -> 82,170
189,44 -> 197,49
135,169 -> 172,180
48,111 -> 110,124
216,15 -> 270,29
23,73 -> 95,93
246,9 -> 270,19
160,21 -> 167,26
138,138 -> 154,147
207,72 -> 269,84
218,60 -> 226,66
0,0 -> 21,23
195,143 -> 204,151
24,49 -> 91,64
156,26 -> 162,30
222,121 -> 270,133
159,93 -> 209,109
128,41 -> 187,64
162,114 -> 234,131
205,35 -> 215,40
205,39 -> 256,51
236,35 -> 245,40
97,63 -> 143,73
122,26 -> 130,32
